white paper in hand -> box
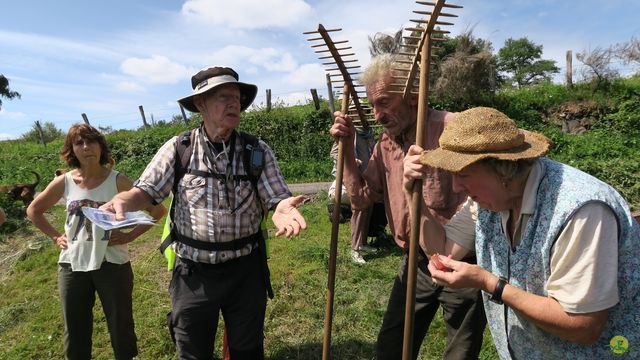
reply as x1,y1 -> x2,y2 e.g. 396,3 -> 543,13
81,207 -> 156,230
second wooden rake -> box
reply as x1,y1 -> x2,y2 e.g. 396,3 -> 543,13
388,1 -> 462,359
303,23 -> 373,360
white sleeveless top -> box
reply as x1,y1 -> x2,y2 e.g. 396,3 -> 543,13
58,170 -> 129,271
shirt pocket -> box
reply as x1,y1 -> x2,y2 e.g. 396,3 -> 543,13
180,174 -> 208,208
423,169 -> 450,209
232,180 -> 259,215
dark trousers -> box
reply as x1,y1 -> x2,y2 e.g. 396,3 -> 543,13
168,251 -> 267,360
376,253 -> 486,359
58,262 -> 138,360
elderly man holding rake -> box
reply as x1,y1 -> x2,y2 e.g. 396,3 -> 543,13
330,53 -> 486,359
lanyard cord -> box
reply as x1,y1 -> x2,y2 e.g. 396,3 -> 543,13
199,127 -> 237,208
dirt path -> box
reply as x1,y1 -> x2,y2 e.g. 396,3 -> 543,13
288,182 -> 330,195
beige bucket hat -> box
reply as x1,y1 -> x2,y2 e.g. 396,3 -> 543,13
420,107 -> 551,172
178,66 -> 257,113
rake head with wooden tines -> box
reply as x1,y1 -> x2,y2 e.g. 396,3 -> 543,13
303,24 -> 374,129
386,0 -> 463,100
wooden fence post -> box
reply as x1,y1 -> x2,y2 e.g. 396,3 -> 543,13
566,50 -> 573,88
34,120 -> 46,147
179,105 -> 189,125
139,105 -> 149,129
310,88 -> 320,110
81,113 -> 91,125
266,89 -> 272,112
326,73 -> 335,114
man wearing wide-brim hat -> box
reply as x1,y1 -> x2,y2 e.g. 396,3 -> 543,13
102,66 -> 308,359
403,106 -> 640,359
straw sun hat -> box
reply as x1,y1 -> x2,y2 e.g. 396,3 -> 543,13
178,66 -> 257,113
420,107 -> 551,172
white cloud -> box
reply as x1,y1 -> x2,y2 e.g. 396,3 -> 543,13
181,0 -> 312,29
0,108 -> 27,119
0,30 -> 122,64
0,133 -> 18,141
275,91 -> 310,106
285,63 -> 325,86
120,55 -> 192,84
253,50 -> 297,72
207,46 -> 298,73
117,81 -> 146,93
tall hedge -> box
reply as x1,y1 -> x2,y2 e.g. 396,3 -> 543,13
1,81 -> 639,210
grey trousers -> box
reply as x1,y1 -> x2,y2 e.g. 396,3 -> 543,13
58,262 -> 137,360
376,253 -> 486,359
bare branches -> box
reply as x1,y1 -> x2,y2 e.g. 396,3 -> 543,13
368,29 -> 404,56
576,46 -> 618,86
613,36 -> 640,68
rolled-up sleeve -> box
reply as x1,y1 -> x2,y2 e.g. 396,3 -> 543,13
134,137 -> 178,204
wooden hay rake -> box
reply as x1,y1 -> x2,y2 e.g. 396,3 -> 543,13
303,23 -> 374,360
392,1 -> 463,359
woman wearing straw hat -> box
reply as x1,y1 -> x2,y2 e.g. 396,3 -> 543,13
403,106 -> 639,359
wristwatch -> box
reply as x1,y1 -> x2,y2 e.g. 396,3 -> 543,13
489,277 -> 508,304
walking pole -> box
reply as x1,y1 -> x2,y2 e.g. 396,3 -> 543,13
303,24 -> 374,359
322,83 -> 350,360
385,2 -> 463,359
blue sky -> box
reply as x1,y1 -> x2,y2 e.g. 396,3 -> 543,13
1,0 -> 639,140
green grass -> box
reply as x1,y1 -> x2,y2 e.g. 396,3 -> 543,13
0,192 -> 497,359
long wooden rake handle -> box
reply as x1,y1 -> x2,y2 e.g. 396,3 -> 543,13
322,84 -> 351,360
402,35 -> 432,360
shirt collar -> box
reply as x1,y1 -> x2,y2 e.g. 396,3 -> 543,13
520,158 -> 544,215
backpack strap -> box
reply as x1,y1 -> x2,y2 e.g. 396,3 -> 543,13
239,131 -> 264,207
159,130 -> 194,255
174,130 -> 194,194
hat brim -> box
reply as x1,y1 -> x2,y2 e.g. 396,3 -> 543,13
420,131 -> 551,173
178,78 -> 257,113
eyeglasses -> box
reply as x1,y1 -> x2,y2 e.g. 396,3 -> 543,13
214,93 -> 241,105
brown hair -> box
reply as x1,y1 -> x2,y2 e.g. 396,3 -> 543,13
60,124 -> 112,168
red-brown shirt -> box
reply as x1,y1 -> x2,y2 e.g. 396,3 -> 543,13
344,109 -> 466,252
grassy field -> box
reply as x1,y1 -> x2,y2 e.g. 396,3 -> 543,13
0,192 -> 497,360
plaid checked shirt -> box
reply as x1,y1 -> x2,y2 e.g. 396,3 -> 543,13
135,127 -> 292,264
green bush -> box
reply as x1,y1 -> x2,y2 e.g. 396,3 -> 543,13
240,102 -> 334,181
1,84 -> 638,212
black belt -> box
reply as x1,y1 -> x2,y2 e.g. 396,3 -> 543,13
167,230 -> 274,299
172,231 -> 261,252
